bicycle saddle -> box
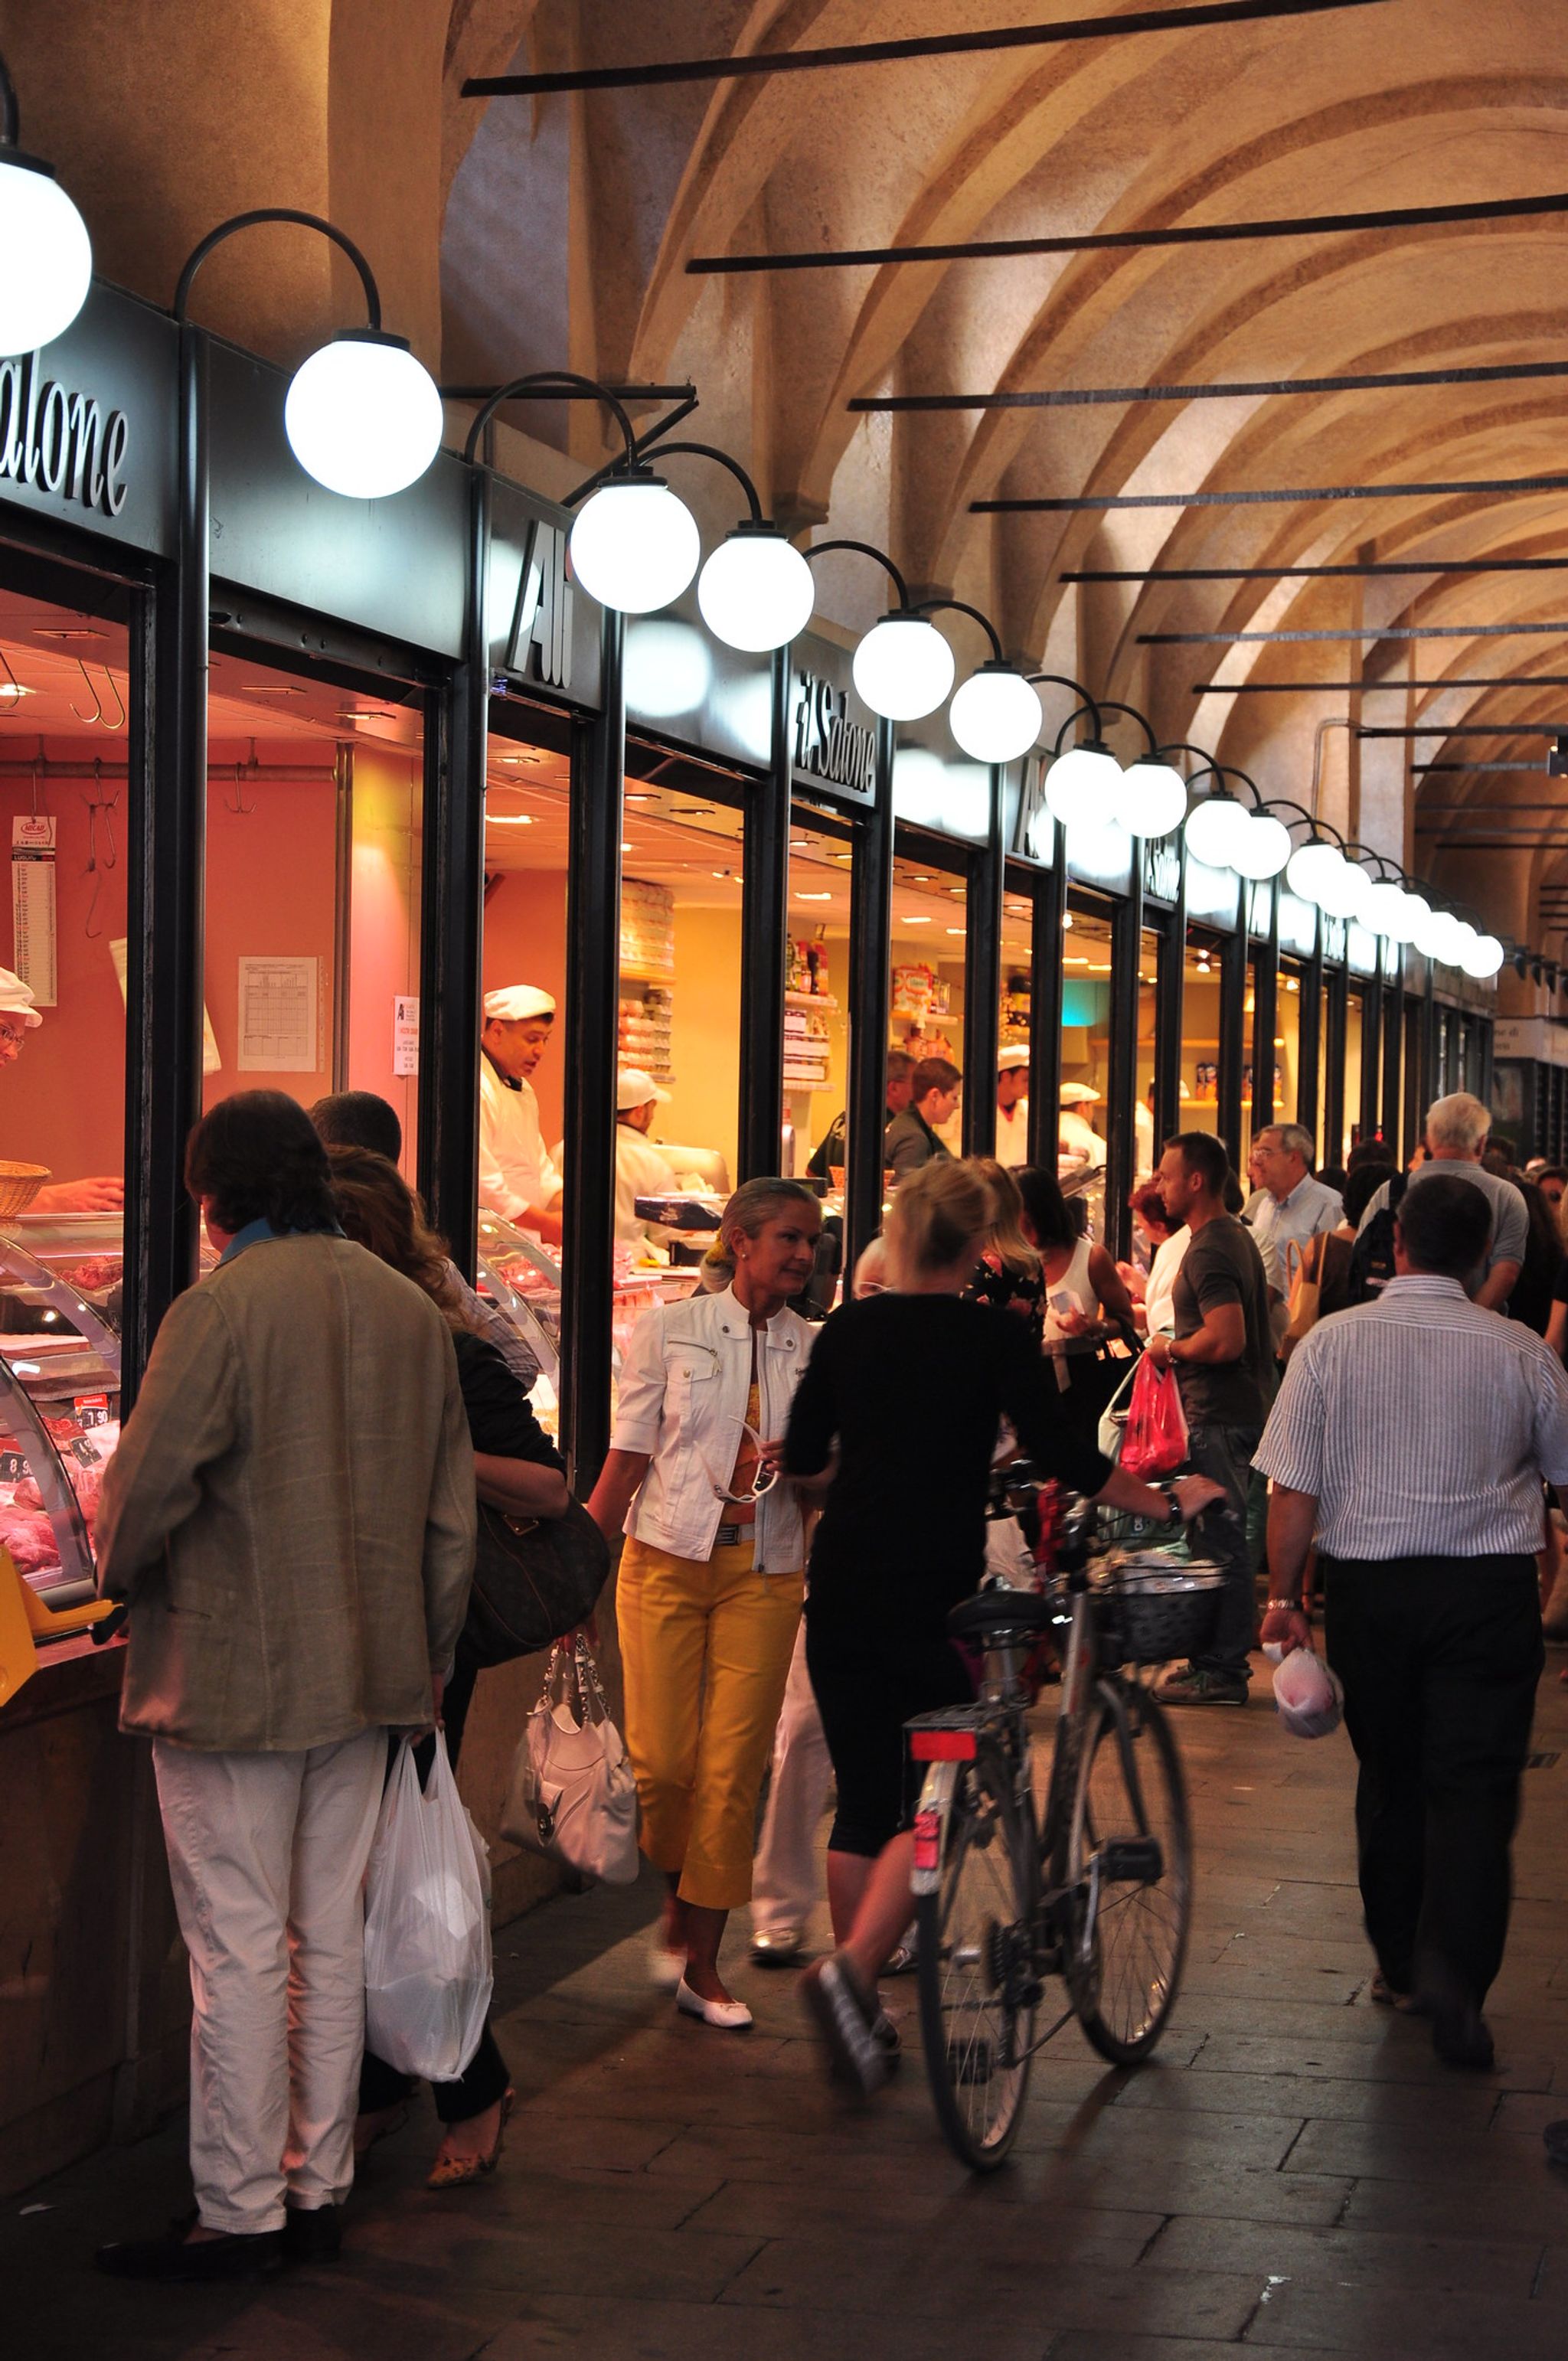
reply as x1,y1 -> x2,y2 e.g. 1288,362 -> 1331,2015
947,1587 -> 1057,1641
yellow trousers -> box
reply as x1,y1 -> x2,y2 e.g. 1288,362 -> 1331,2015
617,1535 -> 803,1911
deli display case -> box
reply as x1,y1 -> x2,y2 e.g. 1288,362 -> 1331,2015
0,1233 -> 121,1615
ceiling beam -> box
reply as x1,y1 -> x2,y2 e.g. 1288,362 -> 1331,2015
1191,675 -> 1568,691
977,472 -> 1568,513
465,1 -> 1396,98
857,358 -> 1568,414
1144,622 -> 1568,645
692,185 -> 1568,277
1064,555 -> 1568,582
1359,724 -> 1563,736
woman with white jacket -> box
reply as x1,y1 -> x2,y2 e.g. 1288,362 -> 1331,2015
588,1179 -> 822,2028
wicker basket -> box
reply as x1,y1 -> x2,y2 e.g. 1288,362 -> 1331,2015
0,1162 -> 49,1218
1092,1554 -> 1226,1666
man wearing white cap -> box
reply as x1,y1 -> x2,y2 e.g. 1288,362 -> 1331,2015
478,987 -> 563,1244
0,966 -> 122,1213
1059,1081 -> 1107,1171
995,1047 -> 1030,1167
615,1068 -> 679,1246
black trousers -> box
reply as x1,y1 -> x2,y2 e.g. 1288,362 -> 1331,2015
1321,1553 -> 1543,2010
359,1636 -> 511,2127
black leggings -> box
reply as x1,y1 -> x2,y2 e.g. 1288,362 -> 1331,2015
358,1635 -> 511,2128
805,1611 -> 973,1860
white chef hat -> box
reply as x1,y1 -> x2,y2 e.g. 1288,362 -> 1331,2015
997,1046 -> 1030,1072
0,968 -> 42,1028
1060,1080 -> 1099,1105
617,1066 -> 671,1112
482,985 -> 556,1023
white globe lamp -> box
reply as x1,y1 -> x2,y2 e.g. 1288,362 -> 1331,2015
1411,902 -> 1449,961
1230,810 -> 1292,880
696,526 -> 815,651
1400,888 -> 1432,941
1115,756 -> 1188,839
1462,932 -> 1504,978
948,664 -> 1044,764
0,150 -> 92,355
1429,909 -> 1471,967
568,472 -> 701,614
1285,839 -> 1346,908
851,613 -> 956,720
1318,854 -> 1370,923
1362,877 -> 1409,939
1044,740 -> 1123,831
285,330 -> 444,498
1184,792 -> 1250,870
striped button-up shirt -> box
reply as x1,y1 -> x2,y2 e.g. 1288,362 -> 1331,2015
1253,1274 -> 1568,1559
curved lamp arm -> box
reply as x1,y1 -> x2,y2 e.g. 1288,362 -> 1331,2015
0,54 -> 19,149
652,439 -> 765,523
464,371 -> 638,469
1027,672 -> 1101,736
805,537 -> 911,609
175,208 -> 382,329
1258,798 -> 1348,847
1184,760 -> 1263,811
1096,699 -> 1161,756
910,596 -> 1004,662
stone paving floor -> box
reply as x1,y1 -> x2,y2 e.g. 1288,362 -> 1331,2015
9,1653 -> 1568,2360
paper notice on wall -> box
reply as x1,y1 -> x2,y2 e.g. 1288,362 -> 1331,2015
394,994 -> 420,1077
237,955 -> 319,1073
109,937 -> 222,1073
11,815 -> 57,1007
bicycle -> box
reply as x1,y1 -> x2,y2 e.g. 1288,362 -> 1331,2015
906,1472 -> 1223,2171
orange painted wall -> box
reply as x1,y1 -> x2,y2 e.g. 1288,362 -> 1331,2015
480,864 -> 570,1147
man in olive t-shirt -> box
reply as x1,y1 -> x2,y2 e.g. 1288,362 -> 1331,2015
1147,1132 -> 1275,1704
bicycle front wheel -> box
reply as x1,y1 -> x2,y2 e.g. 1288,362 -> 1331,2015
916,1759 -> 1037,2170
1063,1683 -> 1191,2065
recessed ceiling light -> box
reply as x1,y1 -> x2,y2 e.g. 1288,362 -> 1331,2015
946,927 -> 965,936
488,812 -> 533,826
1064,956 -> 1089,965
37,625 -> 109,641
0,682 -> 32,699
912,874 -> 931,883
243,681 -> 307,696
1063,913 -> 1073,929
797,891 -> 831,901
903,915 -> 931,926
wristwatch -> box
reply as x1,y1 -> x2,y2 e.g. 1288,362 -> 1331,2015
1266,1595 -> 1303,1612
1158,1485 -> 1183,1523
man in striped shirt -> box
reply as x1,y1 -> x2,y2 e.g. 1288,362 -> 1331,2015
1256,1172 -> 1568,2072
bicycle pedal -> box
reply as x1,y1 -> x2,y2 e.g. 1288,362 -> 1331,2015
1099,1837 -> 1164,1884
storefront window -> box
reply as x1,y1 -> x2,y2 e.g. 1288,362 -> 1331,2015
202,648 -> 424,1172
1344,991 -> 1364,1161
787,808 -> 852,1182
1062,896 -> 1112,1232
1276,965 -> 1301,1129
1136,927 -> 1159,1182
1181,931 -> 1223,1139
890,843 -> 967,1153
995,886 -> 1033,1167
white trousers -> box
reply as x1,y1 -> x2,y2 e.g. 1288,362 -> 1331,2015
750,1620 -> 832,1935
153,1727 -> 385,2235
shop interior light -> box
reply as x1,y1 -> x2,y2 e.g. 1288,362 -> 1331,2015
1230,810 -> 1292,881
1044,739 -> 1122,831
1285,838 -> 1348,908
948,663 -> 1044,763
0,101 -> 93,356
284,330 -> 444,499
852,612 -> 955,720
1462,930 -> 1506,978
696,524 -> 815,651
1184,791 -> 1250,870
1115,756 -> 1187,839
568,472 -> 700,614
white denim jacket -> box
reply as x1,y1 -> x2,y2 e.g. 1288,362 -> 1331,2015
610,1285 -> 815,1571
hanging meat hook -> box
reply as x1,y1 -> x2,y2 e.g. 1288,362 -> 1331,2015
70,656 -> 104,727
83,758 -> 122,940
222,757 -> 256,818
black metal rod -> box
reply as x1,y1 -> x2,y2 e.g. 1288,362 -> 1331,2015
117,581 -> 156,1411
805,537 -> 911,609
0,52 -> 18,146
462,374 -> 639,468
980,472 -> 1568,514
847,718 -> 896,1276
420,465 -> 488,1274
1151,619 -> 1568,645
175,207 -> 381,327
559,609 -> 626,1493
1381,968 -> 1404,1154
1322,961 -> 1348,1164
1251,893 -> 1279,1138
1026,829 -> 1067,1169
1194,674 -> 1568,692
739,645 -> 790,1179
917,595 -> 1004,665
441,380 -> 691,401
655,439 -> 766,524
1071,554 -> 1568,583
693,182 -> 1567,277
1298,915 -> 1324,1154
858,357 -> 1568,416
1154,851 -> 1187,1151
1108,875 -> 1144,1258
1360,973 -> 1385,1144
962,769 -> 1005,1155
1361,723 -> 1562,736
466,1 -> 1391,97
1217,924 -> 1248,1168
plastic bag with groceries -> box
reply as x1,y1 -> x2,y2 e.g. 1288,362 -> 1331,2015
1119,1353 -> 1189,1481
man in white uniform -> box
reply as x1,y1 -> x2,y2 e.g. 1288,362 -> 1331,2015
1058,1081 -> 1108,1169
994,1046 -> 1030,1166
614,1068 -> 681,1246
478,985 -> 564,1243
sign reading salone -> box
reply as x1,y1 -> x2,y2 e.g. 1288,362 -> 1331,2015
0,348 -> 129,518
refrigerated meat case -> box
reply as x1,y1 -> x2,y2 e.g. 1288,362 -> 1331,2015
0,1229 -> 122,1616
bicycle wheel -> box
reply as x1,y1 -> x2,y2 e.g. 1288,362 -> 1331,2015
916,1759 -> 1037,2170
1062,1683 -> 1191,2065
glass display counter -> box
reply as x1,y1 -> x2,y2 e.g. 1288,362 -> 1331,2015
0,1234 -> 121,1615
5,1210 -> 128,1335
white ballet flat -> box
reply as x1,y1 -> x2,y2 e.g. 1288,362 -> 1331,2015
648,1947 -> 686,1991
675,1977 -> 753,2030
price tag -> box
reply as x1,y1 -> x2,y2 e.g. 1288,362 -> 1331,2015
11,814 -> 57,1007
0,1448 -> 29,1483
74,1393 -> 109,1428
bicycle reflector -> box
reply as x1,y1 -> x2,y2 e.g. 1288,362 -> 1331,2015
908,1729 -> 978,1760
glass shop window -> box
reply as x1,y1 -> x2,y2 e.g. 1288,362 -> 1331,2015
890,844 -> 968,1158
1344,991 -> 1364,1161
1060,896 -> 1112,1234
993,883 -> 1034,1167
1181,931 -> 1223,1141
788,807 -> 853,1186
1135,926 -> 1159,1182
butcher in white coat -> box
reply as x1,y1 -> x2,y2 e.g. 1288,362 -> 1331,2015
478,985 -> 564,1243
994,1045 -> 1031,1166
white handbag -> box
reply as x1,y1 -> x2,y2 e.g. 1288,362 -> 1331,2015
500,1633 -> 640,1885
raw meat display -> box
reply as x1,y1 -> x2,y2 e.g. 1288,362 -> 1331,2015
57,1257 -> 122,1295
0,1505 -> 58,1573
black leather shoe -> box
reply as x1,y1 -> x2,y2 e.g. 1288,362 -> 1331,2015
1544,2120 -> 1568,2169
94,2228 -> 284,2282
1432,2004 -> 1495,2072
283,2205 -> 341,2263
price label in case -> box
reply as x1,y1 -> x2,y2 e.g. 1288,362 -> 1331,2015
0,1448 -> 30,1483
74,1393 -> 109,1428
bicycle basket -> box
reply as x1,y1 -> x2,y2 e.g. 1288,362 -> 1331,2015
1091,1554 -> 1226,1665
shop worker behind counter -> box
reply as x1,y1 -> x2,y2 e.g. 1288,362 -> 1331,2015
1256,1172 -> 1568,2078
0,963 -> 124,1211
1357,1091 -> 1527,1311
93,1091 -> 477,2288
478,984 -> 565,1246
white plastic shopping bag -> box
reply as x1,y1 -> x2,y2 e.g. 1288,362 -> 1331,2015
364,1732 -> 493,2081
500,1633 -> 639,1885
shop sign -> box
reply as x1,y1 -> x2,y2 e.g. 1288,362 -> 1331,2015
1142,836 -> 1181,904
1320,913 -> 1347,964
0,350 -> 129,519
485,476 -> 600,707
792,668 -> 874,797
499,515 -> 573,691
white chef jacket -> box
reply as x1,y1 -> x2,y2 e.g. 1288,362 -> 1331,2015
479,1053 -> 562,1224
615,1126 -> 681,1245
1058,1108 -> 1108,1170
995,1096 -> 1030,1167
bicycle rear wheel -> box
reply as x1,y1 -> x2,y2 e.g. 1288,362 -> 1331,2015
1063,1683 -> 1191,2064
916,1759 -> 1037,2170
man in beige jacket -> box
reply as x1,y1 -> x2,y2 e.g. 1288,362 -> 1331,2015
94,1092 -> 476,2285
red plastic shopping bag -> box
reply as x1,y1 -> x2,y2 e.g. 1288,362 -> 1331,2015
1119,1352 -> 1188,1480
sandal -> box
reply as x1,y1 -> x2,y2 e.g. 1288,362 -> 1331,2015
426,2089 -> 514,2190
